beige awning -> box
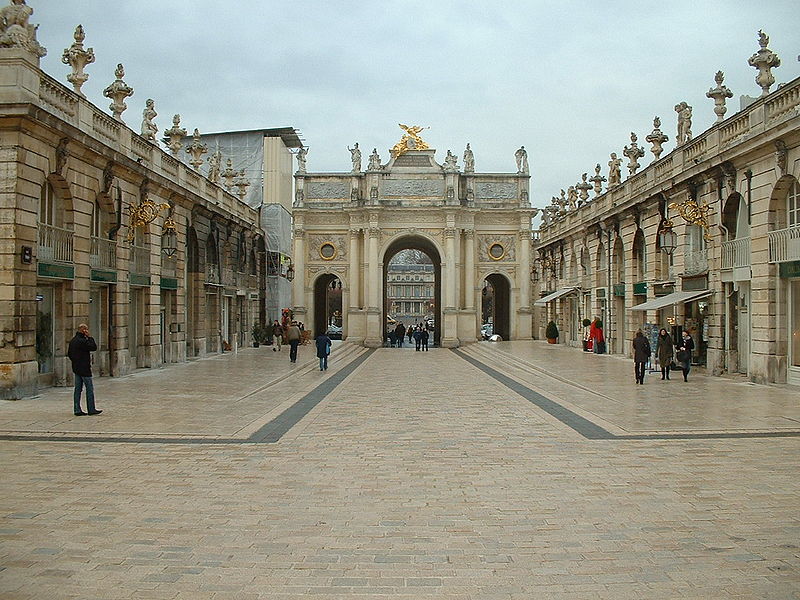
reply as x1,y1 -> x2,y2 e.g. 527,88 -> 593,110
534,287 -> 578,307
630,289 -> 712,311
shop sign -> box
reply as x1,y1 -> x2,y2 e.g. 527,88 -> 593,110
779,260 -> 800,279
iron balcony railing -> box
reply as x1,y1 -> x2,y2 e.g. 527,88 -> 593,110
721,236 -> 751,269
768,226 -> 800,263
37,223 -> 73,263
90,236 -> 117,270
129,244 -> 150,274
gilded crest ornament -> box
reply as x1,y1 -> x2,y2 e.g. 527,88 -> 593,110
669,198 -> 713,242
391,124 -> 430,157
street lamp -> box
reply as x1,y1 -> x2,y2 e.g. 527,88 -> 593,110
286,262 -> 295,281
161,215 -> 177,258
658,220 -> 678,256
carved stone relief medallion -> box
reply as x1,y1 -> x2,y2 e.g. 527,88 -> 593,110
319,242 -> 337,260
488,242 -> 506,261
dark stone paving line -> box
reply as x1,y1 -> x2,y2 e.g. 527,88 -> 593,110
247,349 -> 374,443
454,349 -> 614,440
453,349 -> 800,441
0,349 -> 374,446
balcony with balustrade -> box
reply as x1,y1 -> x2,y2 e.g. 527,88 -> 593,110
768,226 -> 800,264
721,236 -> 751,281
37,223 -> 74,279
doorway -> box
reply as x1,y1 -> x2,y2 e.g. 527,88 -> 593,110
313,274 -> 343,338
482,273 -> 510,341
383,240 -> 441,347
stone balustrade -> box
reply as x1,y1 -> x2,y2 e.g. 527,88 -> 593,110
768,226 -> 800,263
721,236 -> 751,269
129,244 -> 150,274
37,223 -> 73,263
89,236 -> 116,269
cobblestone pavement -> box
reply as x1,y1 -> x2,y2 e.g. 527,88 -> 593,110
1,341 -> 799,599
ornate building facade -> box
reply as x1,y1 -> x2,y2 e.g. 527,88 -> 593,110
291,130 -> 535,348
532,33 -> 800,385
386,263 -> 435,324
0,9 -> 275,399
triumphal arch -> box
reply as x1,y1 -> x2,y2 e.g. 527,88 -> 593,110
290,126 -> 536,347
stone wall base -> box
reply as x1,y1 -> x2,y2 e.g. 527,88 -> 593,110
0,360 -> 39,400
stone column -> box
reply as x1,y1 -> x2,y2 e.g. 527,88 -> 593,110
464,230 -> 475,310
364,222 -> 382,347
292,225 -> 306,319
348,228 -> 360,309
442,221 -> 459,347
517,228 -> 532,339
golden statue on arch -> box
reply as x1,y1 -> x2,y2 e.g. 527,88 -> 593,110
391,123 -> 430,157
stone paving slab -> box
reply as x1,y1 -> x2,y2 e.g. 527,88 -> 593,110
469,340 -> 800,435
1,344 -> 799,598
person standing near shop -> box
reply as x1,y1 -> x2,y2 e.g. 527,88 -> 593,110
271,319 -> 283,352
656,328 -> 674,380
67,323 -> 102,416
395,322 -> 406,348
632,329 -> 651,385
316,330 -> 332,371
286,321 -> 302,363
677,330 -> 695,382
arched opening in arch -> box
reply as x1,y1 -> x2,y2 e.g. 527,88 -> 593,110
382,235 -> 441,347
482,272 -> 511,341
613,235 -> 626,354
313,273 -> 343,339
632,229 -> 646,281
595,240 -> 606,288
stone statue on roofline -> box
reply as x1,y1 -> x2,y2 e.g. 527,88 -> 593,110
589,163 -> 606,196
675,101 -> 693,145
463,143 -> 475,172
706,71 -> 733,122
0,0 -> 47,58
607,153 -> 622,187
367,148 -> 381,171
443,150 -> 458,172
296,147 -> 308,173
140,99 -> 158,143
515,146 -> 528,174
207,149 -> 221,184
567,186 -> 577,210
623,132 -> 645,175
645,116 -> 668,159
748,30 -> 780,97
62,25 -> 94,97
348,142 -> 361,172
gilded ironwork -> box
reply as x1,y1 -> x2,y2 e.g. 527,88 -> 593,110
669,199 -> 713,241
126,197 -> 170,242
390,124 -> 431,157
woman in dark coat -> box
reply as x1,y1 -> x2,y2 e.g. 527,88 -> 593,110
632,330 -> 651,385
677,330 -> 695,382
655,328 -> 674,380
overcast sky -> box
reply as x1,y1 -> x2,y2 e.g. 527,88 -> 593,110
35,1 -> 799,208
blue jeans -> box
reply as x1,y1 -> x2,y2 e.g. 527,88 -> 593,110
319,355 -> 328,370
289,340 -> 300,362
73,374 -> 96,413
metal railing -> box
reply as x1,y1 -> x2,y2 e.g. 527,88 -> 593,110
206,263 -> 220,284
129,244 -> 150,274
721,236 -> 751,269
768,226 -> 800,263
683,249 -> 709,276
38,223 -> 73,263
90,236 -> 117,270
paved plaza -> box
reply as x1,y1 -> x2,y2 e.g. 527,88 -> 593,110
1,341 -> 799,599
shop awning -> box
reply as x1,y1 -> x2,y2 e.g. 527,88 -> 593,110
630,289 -> 712,311
534,287 -> 578,307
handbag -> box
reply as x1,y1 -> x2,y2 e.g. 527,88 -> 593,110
676,349 -> 689,363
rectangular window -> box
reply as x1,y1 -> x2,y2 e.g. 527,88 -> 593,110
788,182 -> 799,227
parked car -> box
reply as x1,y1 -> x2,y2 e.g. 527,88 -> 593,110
326,325 -> 342,340
481,324 -> 493,340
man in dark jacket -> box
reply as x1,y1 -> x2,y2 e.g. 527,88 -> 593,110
316,332 -> 332,371
67,323 -> 101,416
632,329 -> 651,385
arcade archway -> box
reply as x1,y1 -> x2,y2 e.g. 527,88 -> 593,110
382,235 -> 441,347
482,273 -> 511,340
312,273 -> 343,338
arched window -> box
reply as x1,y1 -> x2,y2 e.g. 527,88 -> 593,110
91,200 -> 102,238
789,180 -> 799,227
633,230 -> 646,280
39,182 -> 56,226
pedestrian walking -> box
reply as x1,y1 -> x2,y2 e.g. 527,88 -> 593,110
655,328 -> 674,380
590,318 -> 605,354
316,331 -> 332,371
407,326 -> 414,344
395,322 -> 406,347
676,330 -> 695,382
632,329 -> 651,385
272,319 -> 283,351
413,326 -> 422,351
286,321 -> 302,363
67,323 -> 101,416
421,327 -> 429,351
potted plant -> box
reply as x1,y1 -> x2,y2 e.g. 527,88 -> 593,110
546,321 -> 559,344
